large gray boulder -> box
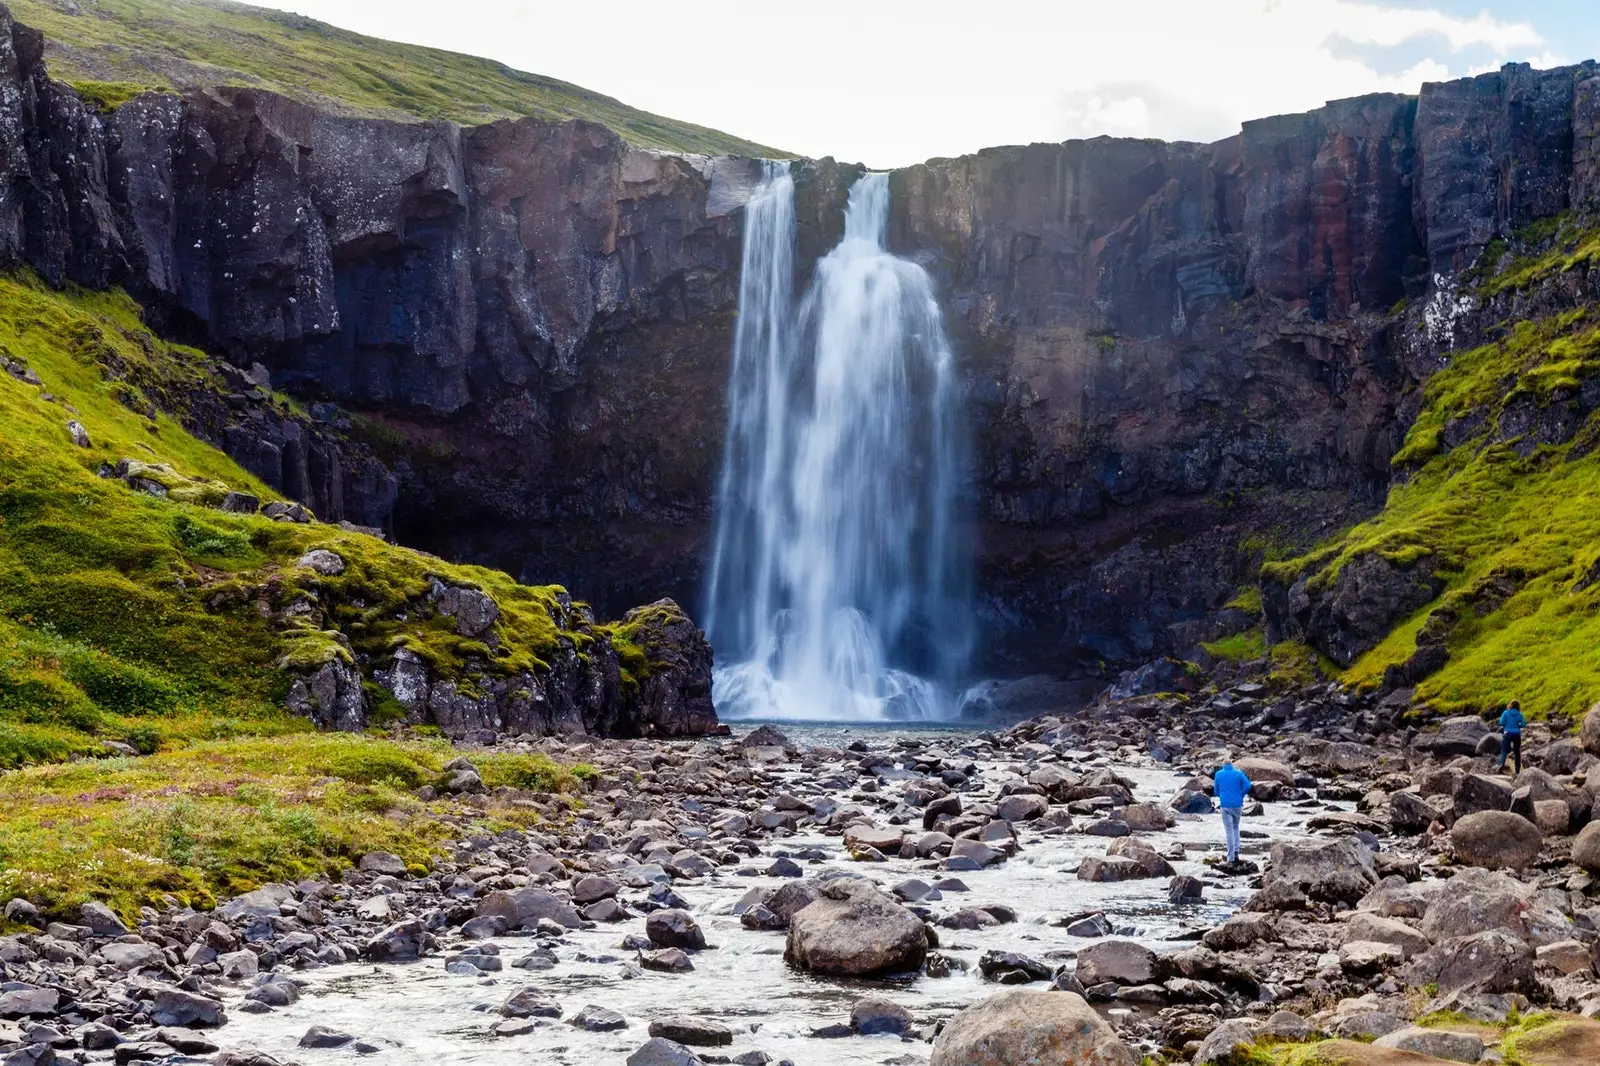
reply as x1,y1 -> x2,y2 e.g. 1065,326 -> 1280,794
929,990 -> 1138,1066
476,887 -> 582,930
1075,940 -> 1159,986
1453,773 -> 1514,817
1341,913 -> 1431,959
1582,701 -> 1600,755
1404,930 -> 1536,995
1450,810 -> 1542,870
784,879 -> 927,977
1261,837 -> 1377,905
1574,820 -> 1600,873
1193,1019 -> 1262,1065
1419,868 -> 1571,946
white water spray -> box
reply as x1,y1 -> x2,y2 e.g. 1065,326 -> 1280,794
705,168 -> 971,721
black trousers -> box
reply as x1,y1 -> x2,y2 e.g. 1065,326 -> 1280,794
1497,732 -> 1522,775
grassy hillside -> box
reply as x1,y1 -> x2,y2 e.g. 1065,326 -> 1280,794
1261,219 -> 1600,720
0,271 -> 603,919
4,0 -> 785,156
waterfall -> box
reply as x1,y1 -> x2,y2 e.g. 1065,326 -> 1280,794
705,167 -> 971,721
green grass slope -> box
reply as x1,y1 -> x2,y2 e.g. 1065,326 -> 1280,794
0,271 -> 603,919
5,0 -> 786,156
1262,220 -> 1600,721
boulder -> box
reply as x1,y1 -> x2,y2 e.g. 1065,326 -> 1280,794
1075,940 -> 1159,986
785,879 -> 927,977
995,793 -> 1049,823
647,1018 -> 732,1047
626,1039 -> 702,1066
1574,820 -> 1600,873
1452,773 -> 1514,817
645,909 -> 706,951
1419,867 -> 1572,946
1450,810 -> 1542,869
148,989 -> 225,1028
844,824 -> 904,854
849,997 -> 914,1036
1234,757 -> 1295,786
1193,1019 -> 1261,1065
476,888 -> 582,930
928,990 -> 1138,1066
1405,930 -> 1536,994
362,919 -> 429,961
1583,701 -> 1600,755
1341,913 -> 1430,959
1389,790 -> 1443,833
1372,1027 -> 1484,1063
1122,802 -> 1175,831
1429,716 -> 1491,757
1261,837 -> 1377,904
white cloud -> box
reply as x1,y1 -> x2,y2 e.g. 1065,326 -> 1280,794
255,0 -> 1556,167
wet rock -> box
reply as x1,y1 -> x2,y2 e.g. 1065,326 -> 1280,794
995,793 -> 1048,823
948,839 -> 1004,868
626,1038 -> 703,1066
217,949 -> 259,980
502,988 -> 562,1018
299,1026 -> 355,1048
648,1018 -> 732,1046
362,918 -> 430,961
570,1004 -> 628,1032
1406,930 -> 1537,994
785,879 -> 928,977
639,948 -> 694,972
646,909 -> 706,950
1064,912 -> 1115,938
928,989 -> 1137,1066
1450,810 -> 1543,869
1075,940 -> 1159,986
1123,802 -> 1176,831
1168,875 -> 1205,903
849,997 -> 914,1036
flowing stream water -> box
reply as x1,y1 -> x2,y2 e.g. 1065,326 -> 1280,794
222,727 -> 1339,1066
705,171 -> 971,722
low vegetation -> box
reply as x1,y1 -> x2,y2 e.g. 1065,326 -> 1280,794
0,733 -> 587,921
0,271 -> 598,915
7,0 -> 785,156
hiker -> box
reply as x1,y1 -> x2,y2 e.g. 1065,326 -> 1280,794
1497,699 -> 1525,775
1213,760 -> 1253,864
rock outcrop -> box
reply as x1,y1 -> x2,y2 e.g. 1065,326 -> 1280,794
3,0 -> 1598,681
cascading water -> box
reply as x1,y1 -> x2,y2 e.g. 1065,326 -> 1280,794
704,167 -> 971,721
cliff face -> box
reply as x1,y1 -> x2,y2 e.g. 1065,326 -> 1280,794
3,0 -> 1598,687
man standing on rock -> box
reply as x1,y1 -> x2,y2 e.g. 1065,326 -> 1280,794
1496,699 -> 1525,775
1213,761 -> 1252,864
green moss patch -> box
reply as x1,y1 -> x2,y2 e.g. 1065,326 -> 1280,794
0,733 -> 585,922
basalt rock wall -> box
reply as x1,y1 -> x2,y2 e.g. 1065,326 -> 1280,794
2,0 -> 1598,685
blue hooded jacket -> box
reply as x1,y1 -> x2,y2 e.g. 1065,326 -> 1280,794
1214,763 -> 1252,809
1500,706 -> 1525,734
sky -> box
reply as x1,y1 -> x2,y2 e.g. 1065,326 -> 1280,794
259,0 -> 1600,168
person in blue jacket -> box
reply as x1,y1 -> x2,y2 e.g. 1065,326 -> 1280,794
1213,761 -> 1253,864
1496,699 -> 1525,775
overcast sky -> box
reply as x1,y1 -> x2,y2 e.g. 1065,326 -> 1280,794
259,0 -> 1598,168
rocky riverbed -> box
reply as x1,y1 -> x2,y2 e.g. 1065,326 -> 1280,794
6,690 -> 1600,1066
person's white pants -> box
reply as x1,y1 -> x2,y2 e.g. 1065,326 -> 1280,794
1221,806 -> 1242,863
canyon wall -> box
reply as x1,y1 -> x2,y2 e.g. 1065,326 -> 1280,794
2,1 -> 1598,686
